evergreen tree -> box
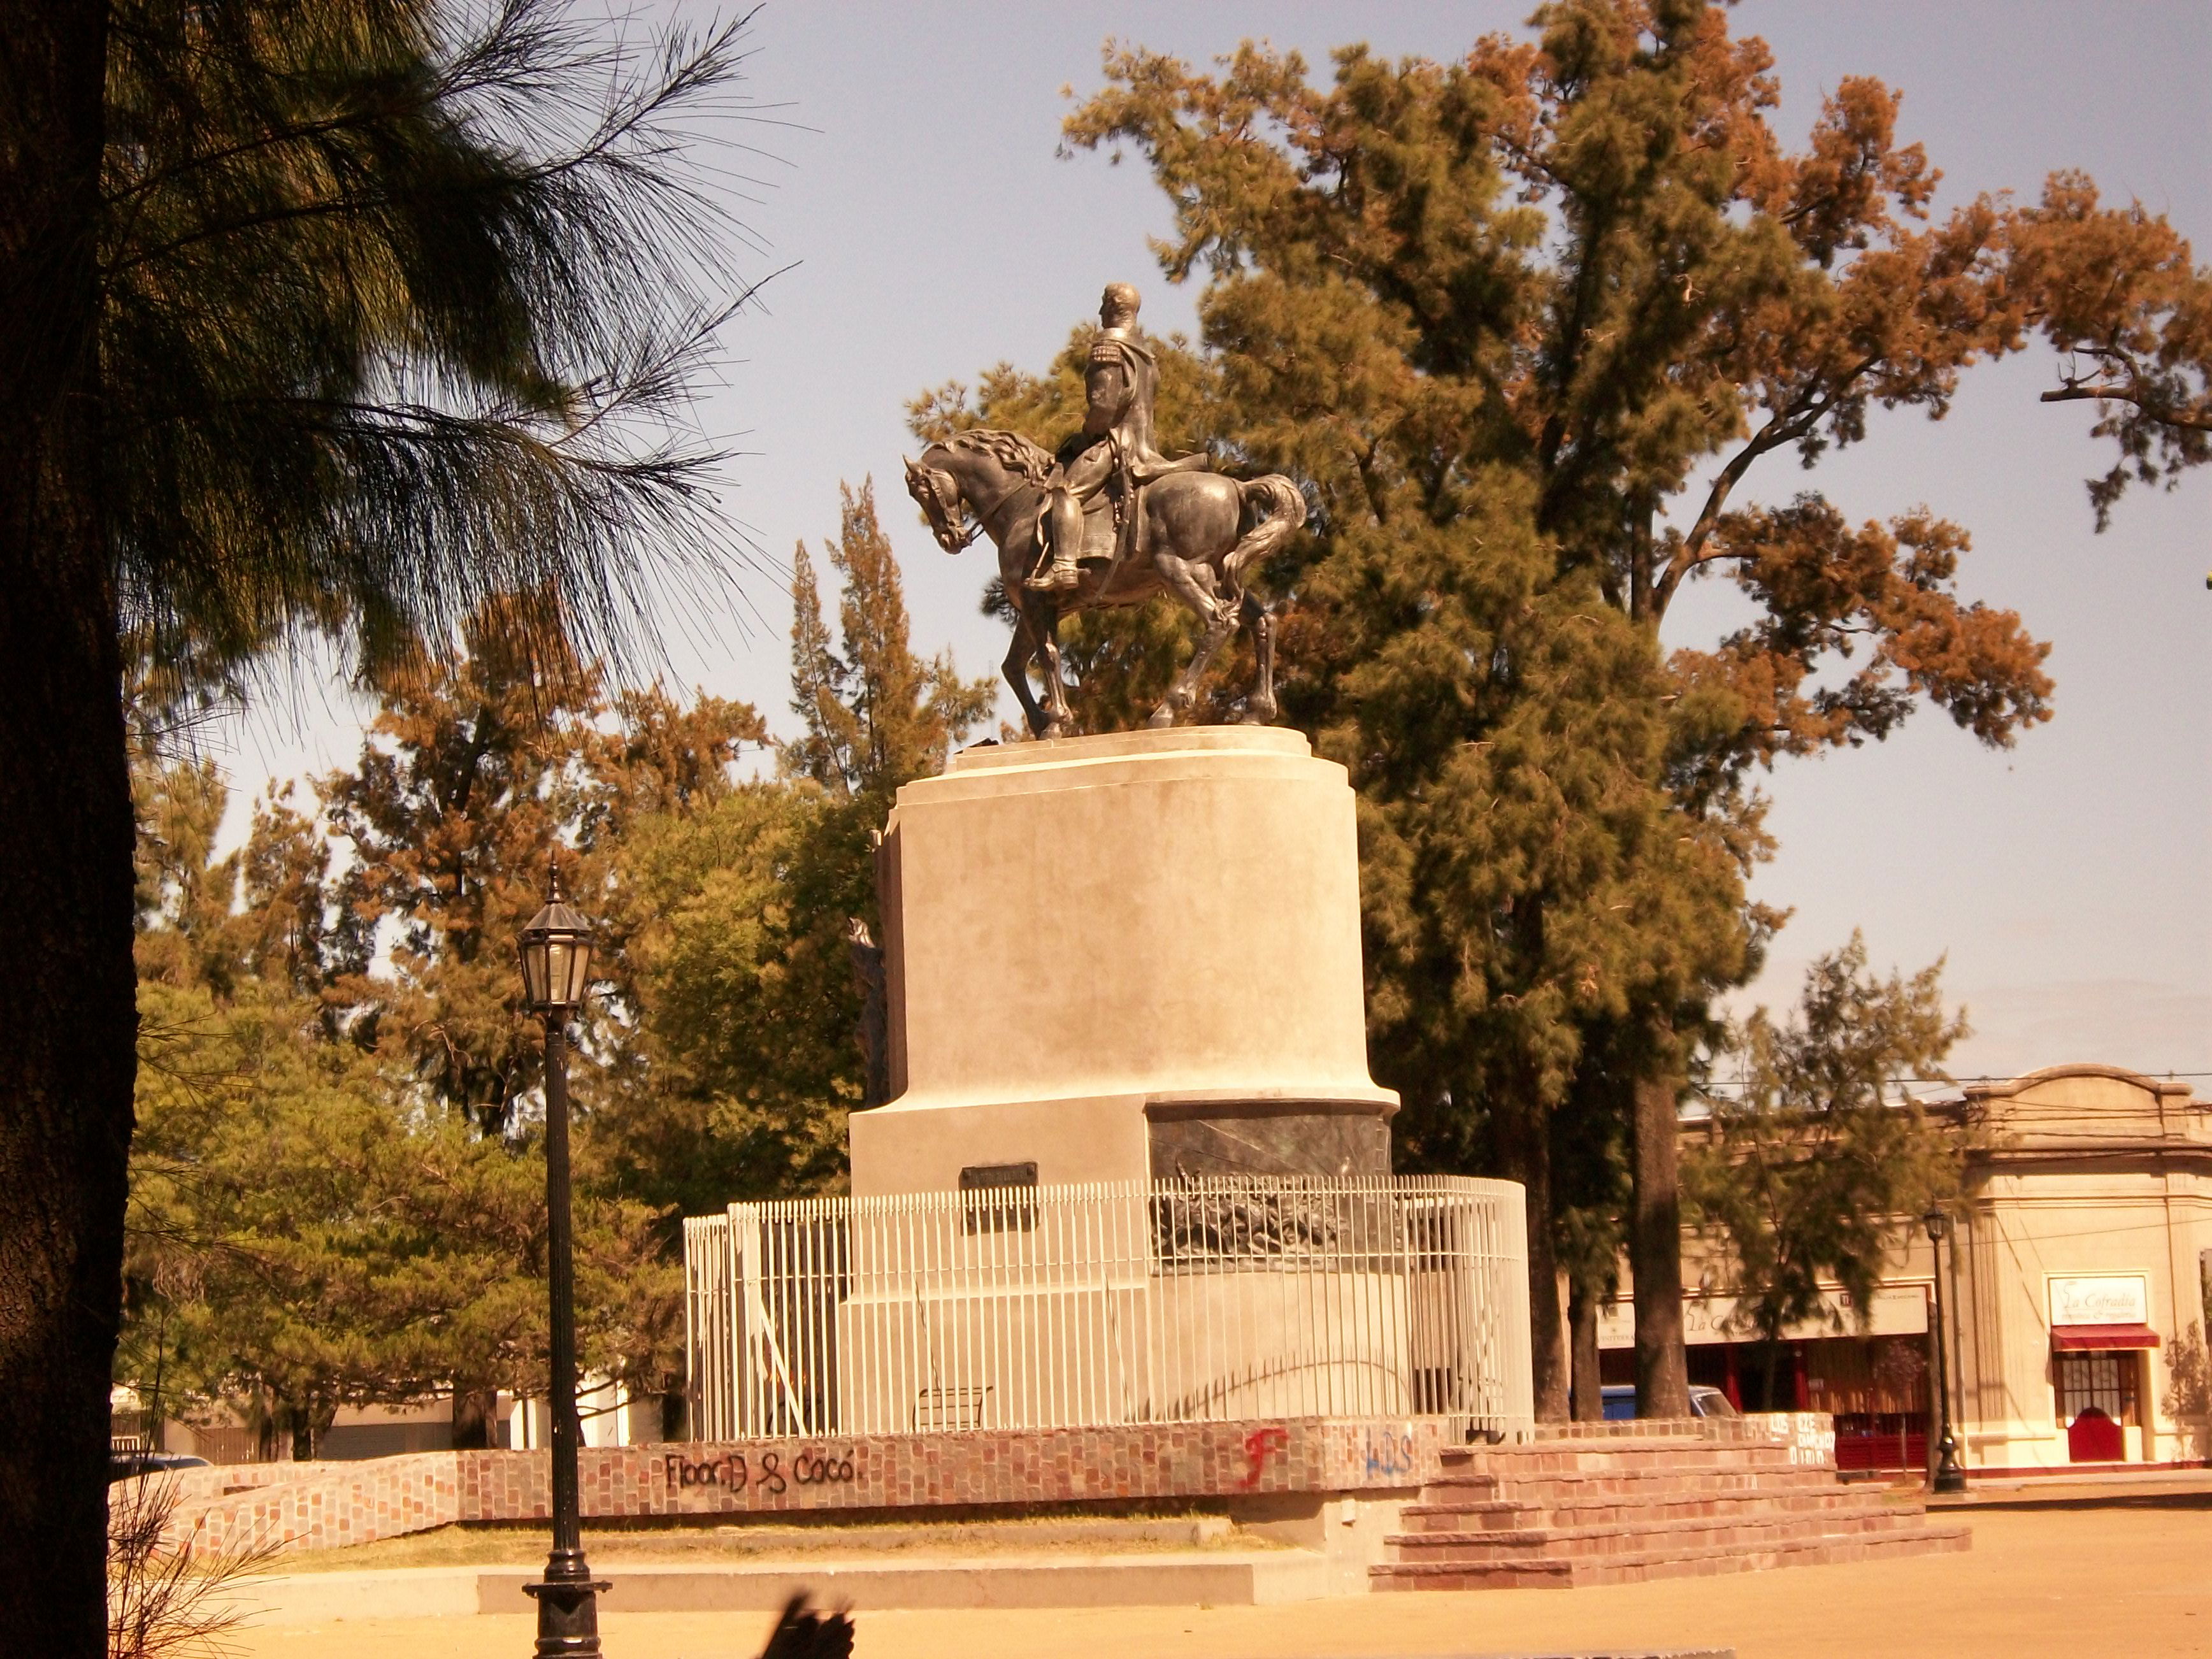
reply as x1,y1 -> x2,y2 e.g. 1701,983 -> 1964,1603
606,784 -> 851,1210
311,607 -> 760,1436
3,3 -> 763,1633
128,982 -> 679,1460
1683,936 -> 1966,1404
784,480 -> 998,800
318,607 -> 619,1137
2009,176 -> 2212,523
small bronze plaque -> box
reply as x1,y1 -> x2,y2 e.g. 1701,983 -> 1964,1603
958,1161 -> 1038,1191
959,1161 -> 1038,1233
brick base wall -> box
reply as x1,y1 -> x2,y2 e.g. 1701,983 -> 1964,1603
169,1418 -> 1471,1555
164,1451 -> 461,1554
459,1418 -> 1464,1524
166,1414 -> 1839,1558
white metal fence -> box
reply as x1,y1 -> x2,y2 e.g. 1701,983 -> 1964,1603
683,1175 -> 1532,1442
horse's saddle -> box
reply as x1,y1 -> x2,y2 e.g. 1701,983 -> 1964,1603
1075,496 -> 1116,561
1028,446 -> 1210,573
1025,480 -> 1142,565
1084,452 -> 1210,564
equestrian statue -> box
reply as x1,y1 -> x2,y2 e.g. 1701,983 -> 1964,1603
903,284 -> 1306,740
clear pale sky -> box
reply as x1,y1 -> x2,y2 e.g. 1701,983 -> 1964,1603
219,1 -> 2211,1084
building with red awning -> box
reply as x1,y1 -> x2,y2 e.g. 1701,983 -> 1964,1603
1598,1064 -> 2210,1476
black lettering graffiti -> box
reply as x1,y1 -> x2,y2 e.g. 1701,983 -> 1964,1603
661,1453 -> 749,1491
660,1446 -> 858,1500
791,1449 -> 857,1486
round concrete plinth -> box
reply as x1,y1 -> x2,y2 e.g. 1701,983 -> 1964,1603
851,727 -> 1396,1196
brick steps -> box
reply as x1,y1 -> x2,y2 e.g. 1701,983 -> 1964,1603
1404,1469 -> 1882,1523
1371,1518 -> 1971,1590
1398,1495 -> 1902,1548
1384,1503 -> 1929,1565
1370,1425 -> 1971,1592
1416,1477 -> 1831,1512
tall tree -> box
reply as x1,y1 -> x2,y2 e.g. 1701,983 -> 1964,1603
599,483 -> 994,1213
128,987 -> 679,1462
320,609 -> 617,1137
2,4 -> 130,1642
1,3 -> 761,1641
1683,935 -> 1965,1403
607,784 -> 852,1210
784,480 -> 998,801
315,611 -> 759,1436
1035,0 -> 2203,1414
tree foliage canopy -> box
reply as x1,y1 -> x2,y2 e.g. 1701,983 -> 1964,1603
908,0 -> 2209,1417
124,752 -> 678,1457
1059,7 -> 2070,800
103,0 -> 768,713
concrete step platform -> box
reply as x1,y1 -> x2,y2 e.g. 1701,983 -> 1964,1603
1435,1449 -> 1811,1480
1437,1442 -> 1821,1468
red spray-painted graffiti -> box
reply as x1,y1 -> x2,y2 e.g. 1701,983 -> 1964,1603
1239,1426 -> 1289,1489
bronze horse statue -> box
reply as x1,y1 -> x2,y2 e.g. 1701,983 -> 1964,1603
903,429 -> 1305,738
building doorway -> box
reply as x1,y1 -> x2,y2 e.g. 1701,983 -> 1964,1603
2057,1351 -> 2137,1462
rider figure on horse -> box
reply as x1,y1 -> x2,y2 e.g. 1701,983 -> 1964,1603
1024,283 -> 1209,593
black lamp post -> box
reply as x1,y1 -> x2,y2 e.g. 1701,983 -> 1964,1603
518,861 -> 607,1656
1923,1206 -> 1966,1495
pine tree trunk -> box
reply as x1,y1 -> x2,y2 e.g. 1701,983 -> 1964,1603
452,1384 -> 504,1449
660,1388 -> 689,1442
1569,1282 -> 1603,1421
1495,1091 -> 1569,1421
1632,1061 -> 1691,1418
0,6 -> 129,1653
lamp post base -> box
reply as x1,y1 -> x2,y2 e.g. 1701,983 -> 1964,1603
522,1555 -> 609,1658
1932,1430 -> 1967,1495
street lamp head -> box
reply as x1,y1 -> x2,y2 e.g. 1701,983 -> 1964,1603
1923,1206 -> 1950,1244
518,859 -> 596,1014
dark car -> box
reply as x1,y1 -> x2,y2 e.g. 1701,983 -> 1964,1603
108,1451 -> 212,1483
1600,1383 -> 1739,1421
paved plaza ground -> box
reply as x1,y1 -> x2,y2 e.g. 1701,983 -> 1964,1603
230,1502 -> 2212,1659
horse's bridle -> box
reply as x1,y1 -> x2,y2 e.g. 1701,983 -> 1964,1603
918,454 -> 1031,552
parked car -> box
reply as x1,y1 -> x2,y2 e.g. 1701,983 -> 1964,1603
108,1451 -> 212,1483
1599,1383 -> 1739,1421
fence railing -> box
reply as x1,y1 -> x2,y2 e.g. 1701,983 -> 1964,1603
684,1175 -> 1532,1443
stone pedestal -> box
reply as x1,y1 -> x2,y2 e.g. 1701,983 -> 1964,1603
847,726 -> 1397,1197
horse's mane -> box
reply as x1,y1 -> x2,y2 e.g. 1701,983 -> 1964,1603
941,427 -> 1056,484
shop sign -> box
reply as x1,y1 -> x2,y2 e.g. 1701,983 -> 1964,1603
2048,1274 -> 2148,1327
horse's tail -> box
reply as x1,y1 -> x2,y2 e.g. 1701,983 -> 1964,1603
1224,474 -> 1307,587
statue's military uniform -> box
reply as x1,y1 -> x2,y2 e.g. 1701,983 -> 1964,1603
1027,285 -> 1207,592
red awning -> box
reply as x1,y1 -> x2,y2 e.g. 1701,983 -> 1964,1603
2052,1324 -> 2161,1351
